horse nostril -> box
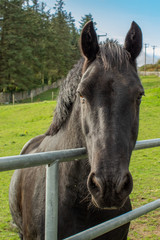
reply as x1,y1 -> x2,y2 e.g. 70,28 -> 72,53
88,173 -> 103,195
117,172 -> 133,195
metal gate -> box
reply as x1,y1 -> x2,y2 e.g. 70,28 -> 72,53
0,138 -> 160,240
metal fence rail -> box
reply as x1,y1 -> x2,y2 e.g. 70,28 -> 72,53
1,138 -> 160,172
64,199 -> 160,240
0,138 -> 160,240
0,147 -> 87,172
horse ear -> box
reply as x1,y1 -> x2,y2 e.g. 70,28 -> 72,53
80,21 -> 99,61
124,21 -> 142,61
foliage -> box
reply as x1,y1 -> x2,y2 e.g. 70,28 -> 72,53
0,76 -> 160,239
0,0 -> 81,92
139,59 -> 160,71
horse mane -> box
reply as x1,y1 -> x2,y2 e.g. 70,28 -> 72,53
46,58 -> 84,136
99,39 -> 131,70
46,40 -> 130,136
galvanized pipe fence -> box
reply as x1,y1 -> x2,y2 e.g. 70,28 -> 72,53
0,138 -> 160,240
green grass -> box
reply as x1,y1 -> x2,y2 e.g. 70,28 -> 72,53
0,75 -> 160,239
128,75 -> 160,240
0,101 -> 56,239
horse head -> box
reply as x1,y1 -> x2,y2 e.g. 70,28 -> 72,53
78,21 -> 144,209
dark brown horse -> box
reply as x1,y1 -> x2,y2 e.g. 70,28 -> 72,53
9,21 -> 144,240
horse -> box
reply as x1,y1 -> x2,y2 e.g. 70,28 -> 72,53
9,21 -> 144,240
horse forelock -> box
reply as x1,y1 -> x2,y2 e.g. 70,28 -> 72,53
46,58 -> 84,136
99,40 -> 131,71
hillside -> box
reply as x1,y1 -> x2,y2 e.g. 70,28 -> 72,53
139,59 -> 160,71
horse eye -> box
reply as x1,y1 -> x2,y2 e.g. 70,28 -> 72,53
139,91 -> 145,99
77,91 -> 86,104
137,91 -> 145,104
77,91 -> 83,98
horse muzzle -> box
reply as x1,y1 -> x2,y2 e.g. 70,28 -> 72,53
87,171 -> 133,209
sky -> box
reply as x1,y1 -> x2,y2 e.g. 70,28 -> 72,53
45,0 -> 160,65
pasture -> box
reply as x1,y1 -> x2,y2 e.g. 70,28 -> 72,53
0,75 -> 159,239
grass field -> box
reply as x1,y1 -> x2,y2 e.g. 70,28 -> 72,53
0,75 -> 160,239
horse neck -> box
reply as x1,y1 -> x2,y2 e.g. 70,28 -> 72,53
57,100 -> 89,206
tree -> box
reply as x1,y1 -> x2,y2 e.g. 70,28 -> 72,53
0,0 -> 81,92
79,13 -> 97,32
0,0 -> 47,91
68,12 -> 80,60
51,0 -> 77,79
0,0 -> 30,92
32,0 -> 39,12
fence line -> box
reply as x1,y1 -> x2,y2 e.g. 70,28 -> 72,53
64,199 -> 160,240
139,71 -> 160,77
0,79 -> 62,104
0,84 -> 53,104
0,138 -> 160,240
1,139 -> 160,172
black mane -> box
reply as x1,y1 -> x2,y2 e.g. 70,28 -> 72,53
46,58 -> 84,136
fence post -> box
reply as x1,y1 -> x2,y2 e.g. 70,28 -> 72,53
45,161 -> 59,240
31,92 -> 33,102
12,94 -> 15,105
